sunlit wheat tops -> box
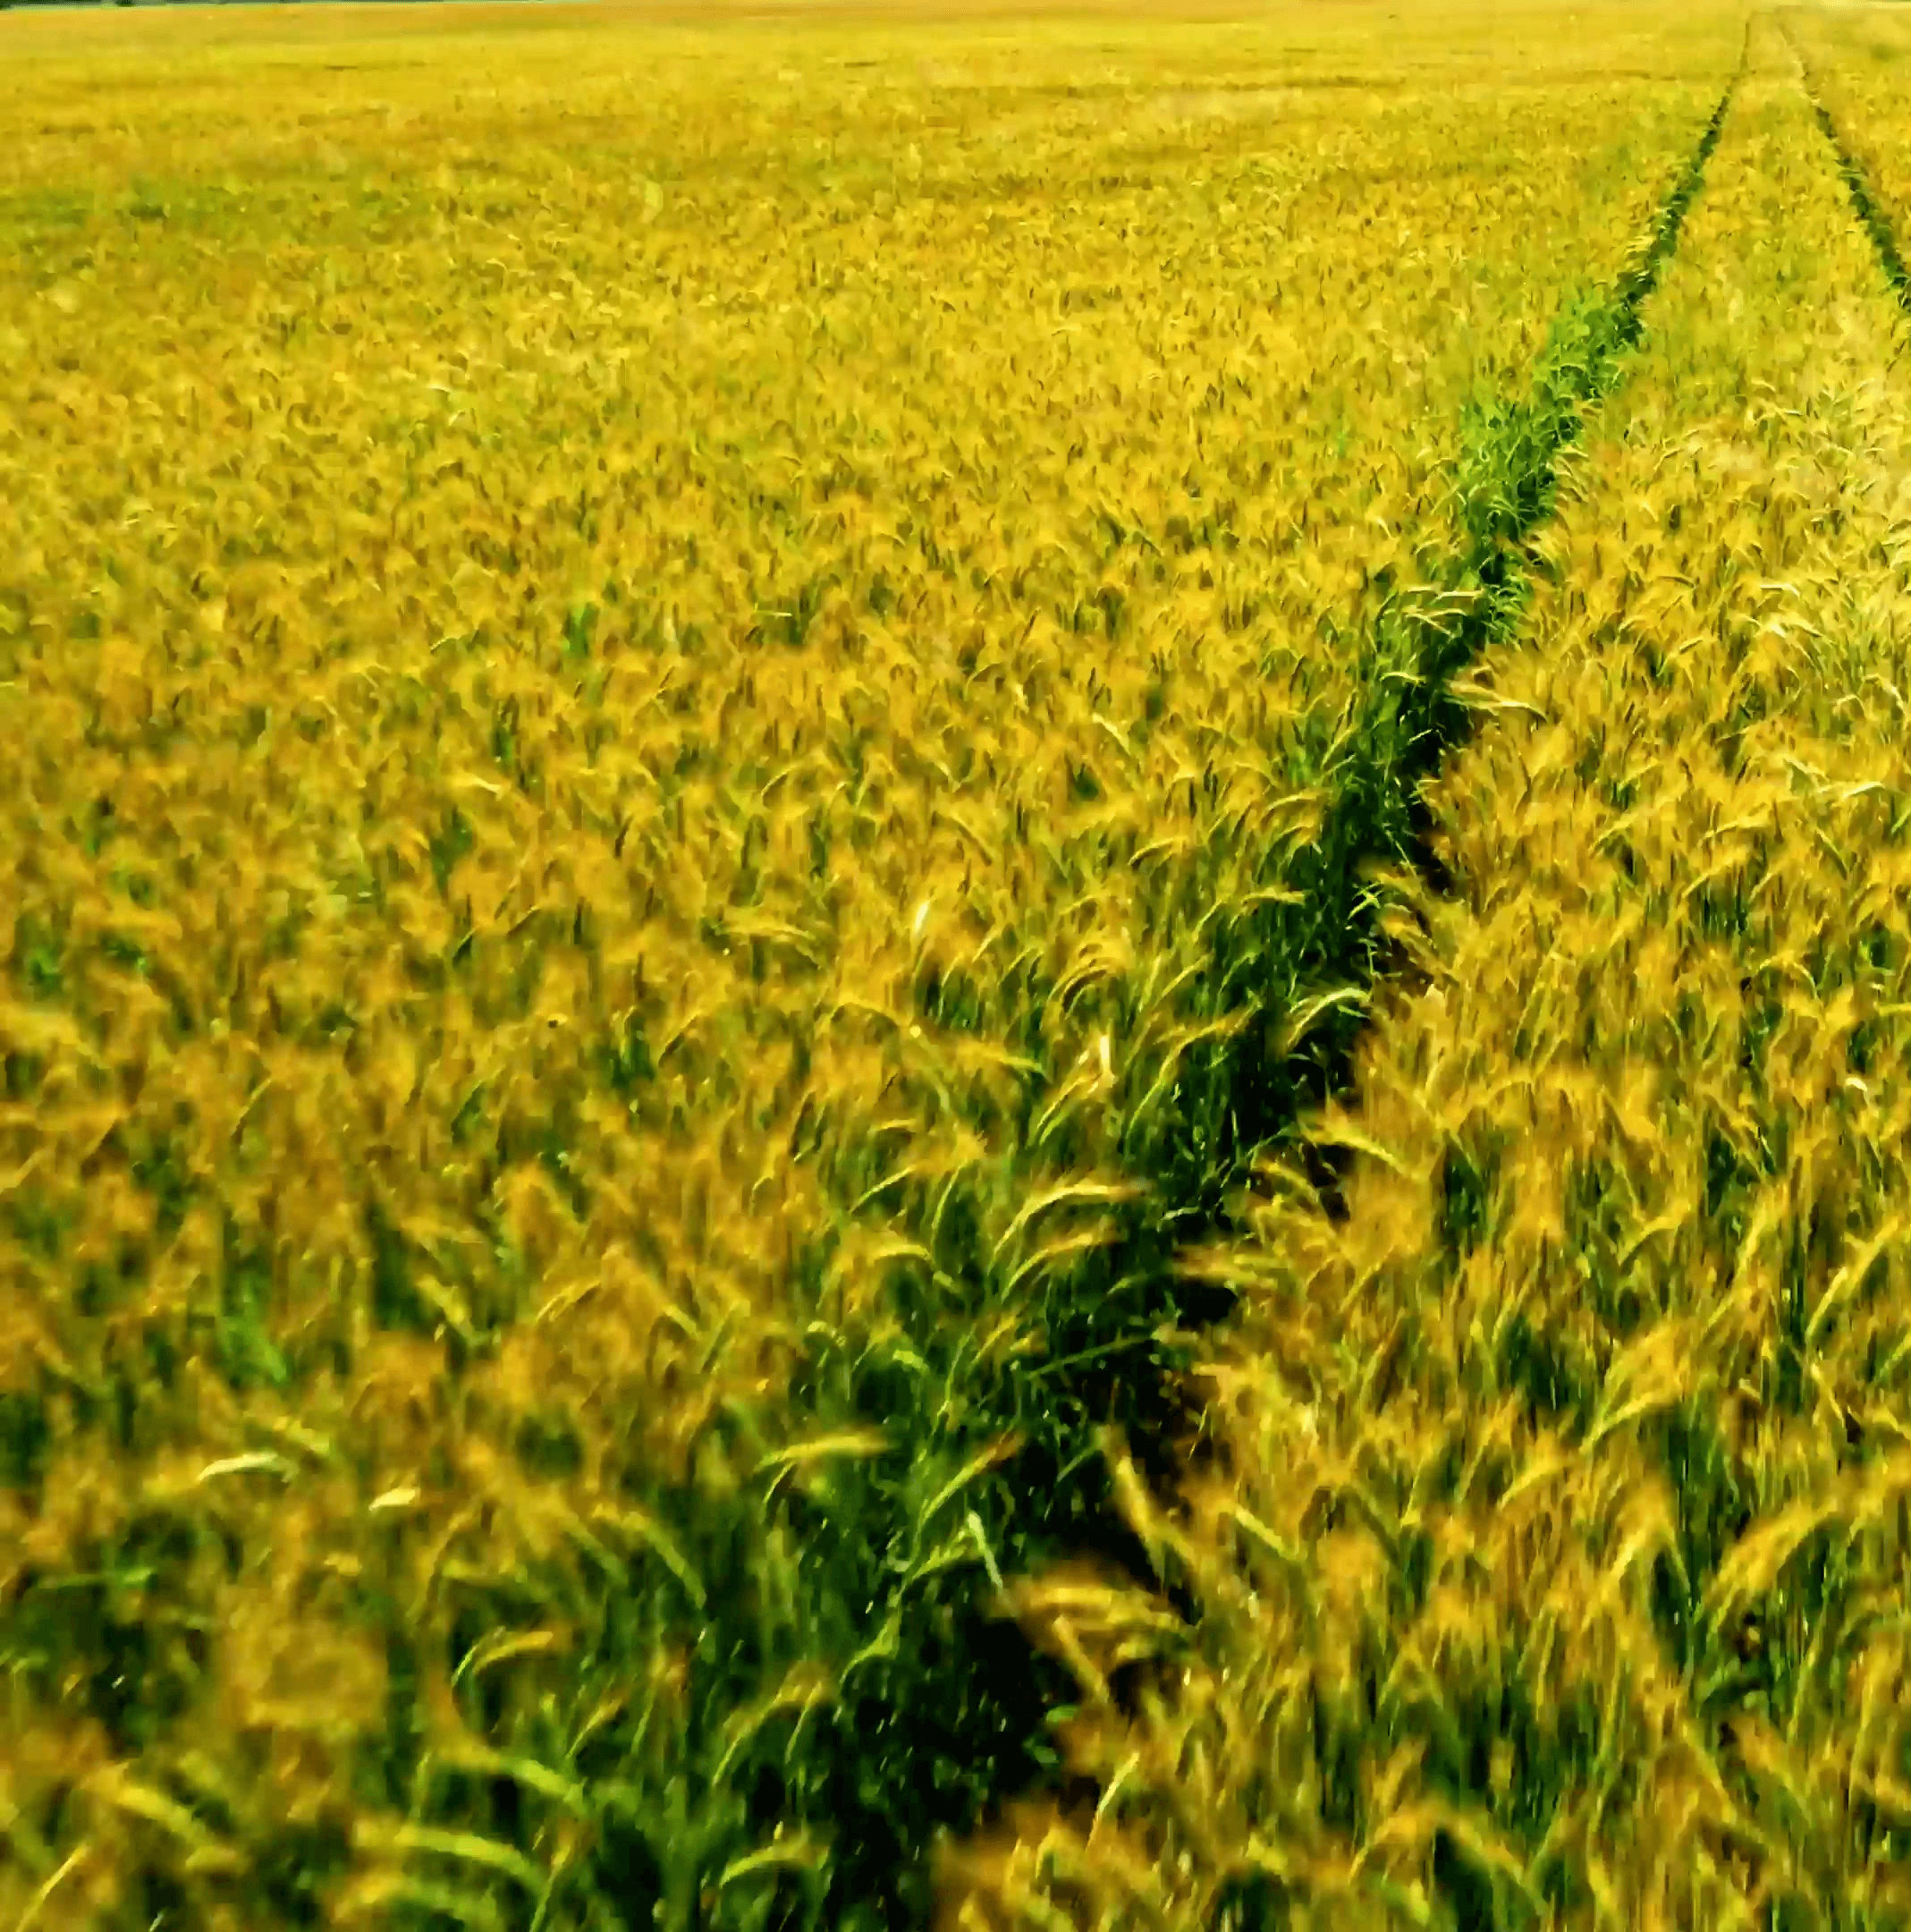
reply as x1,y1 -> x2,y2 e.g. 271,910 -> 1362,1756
941,21 -> 1911,1930
0,0 -> 1801,1927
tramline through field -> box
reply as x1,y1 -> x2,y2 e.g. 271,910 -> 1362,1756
18,4 -> 1911,1928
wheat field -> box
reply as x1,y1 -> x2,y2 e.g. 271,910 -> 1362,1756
4,2 -> 1909,1928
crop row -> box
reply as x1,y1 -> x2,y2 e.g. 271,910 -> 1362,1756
944,24 -> 1911,1928
1789,0 -> 1911,303
0,6 -> 1745,1928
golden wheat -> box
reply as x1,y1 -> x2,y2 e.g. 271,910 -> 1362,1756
943,19 -> 1911,1928
0,1 -> 1754,1924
